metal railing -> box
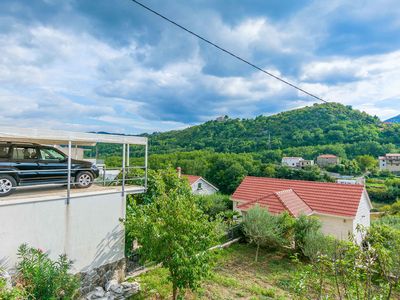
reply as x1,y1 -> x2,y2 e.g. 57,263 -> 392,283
0,142 -> 148,203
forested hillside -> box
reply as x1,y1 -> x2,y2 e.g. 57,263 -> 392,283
146,102 -> 384,154
94,102 -> 400,157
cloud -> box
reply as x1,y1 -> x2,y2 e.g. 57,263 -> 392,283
0,0 -> 399,133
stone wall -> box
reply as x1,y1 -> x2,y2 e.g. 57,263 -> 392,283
79,258 -> 126,296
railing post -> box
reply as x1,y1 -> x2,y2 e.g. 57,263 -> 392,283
144,142 -> 148,190
122,143 -> 126,197
67,140 -> 72,204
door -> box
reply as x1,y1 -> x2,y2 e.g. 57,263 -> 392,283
10,145 -> 40,184
37,147 -> 68,183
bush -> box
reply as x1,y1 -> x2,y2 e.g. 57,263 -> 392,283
195,194 -> 232,219
243,206 -> 294,261
301,231 -> 335,262
293,215 -> 321,255
16,244 -> 79,300
0,278 -> 27,300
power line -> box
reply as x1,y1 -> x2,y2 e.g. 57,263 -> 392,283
129,0 -> 329,104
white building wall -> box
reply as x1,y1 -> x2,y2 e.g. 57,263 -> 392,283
316,214 -> 354,240
282,157 -> 303,167
191,179 -> 218,195
353,192 -> 371,243
0,193 -> 125,274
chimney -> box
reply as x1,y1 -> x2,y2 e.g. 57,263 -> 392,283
176,167 -> 182,178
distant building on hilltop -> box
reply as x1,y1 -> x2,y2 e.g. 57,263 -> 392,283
316,154 -> 340,167
282,157 -> 314,168
379,154 -> 400,172
282,157 -> 303,167
298,159 -> 314,168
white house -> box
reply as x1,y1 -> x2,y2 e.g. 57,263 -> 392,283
182,174 -> 218,195
282,157 -> 304,167
231,176 -> 372,243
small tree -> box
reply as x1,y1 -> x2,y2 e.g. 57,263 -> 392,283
243,205 -> 293,262
125,170 -> 220,299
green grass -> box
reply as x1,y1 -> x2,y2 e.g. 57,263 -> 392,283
130,243 -> 300,299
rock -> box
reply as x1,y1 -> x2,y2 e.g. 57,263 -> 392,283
0,270 -> 12,290
105,279 -> 119,292
93,286 -> 105,298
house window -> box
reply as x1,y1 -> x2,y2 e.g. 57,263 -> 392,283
197,182 -> 202,190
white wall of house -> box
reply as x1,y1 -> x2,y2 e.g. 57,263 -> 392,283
0,193 -> 125,274
315,214 -> 354,240
353,191 -> 372,243
282,157 -> 303,167
191,179 -> 218,195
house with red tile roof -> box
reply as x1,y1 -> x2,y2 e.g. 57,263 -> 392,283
231,176 -> 372,242
182,174 -> 218,195
175,167 -> 218,195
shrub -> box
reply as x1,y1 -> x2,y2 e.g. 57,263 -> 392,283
16,244 -> 79,300
195,194 -> 232,219
293,215 -> 321,255
0,278 -> 27,300
243,206 -> 294,261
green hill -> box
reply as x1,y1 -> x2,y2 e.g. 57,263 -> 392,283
145,103 -> 385,154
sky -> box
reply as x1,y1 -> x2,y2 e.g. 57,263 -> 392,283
0,0 -> 400,134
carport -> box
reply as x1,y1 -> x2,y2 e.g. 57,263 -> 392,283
0,126 -> 148,203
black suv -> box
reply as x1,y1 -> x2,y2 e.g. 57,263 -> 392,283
0,142 -> 100,196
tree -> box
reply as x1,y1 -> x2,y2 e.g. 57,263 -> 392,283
356,155 -> 377,172
243,205 -> 293,262
125,170 -> 220,299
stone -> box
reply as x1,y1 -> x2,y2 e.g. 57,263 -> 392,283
105,279 -> 119,292
93,286 -> 105,298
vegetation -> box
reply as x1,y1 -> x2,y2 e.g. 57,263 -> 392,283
131,243 -> 300,299
3,244 -> 80,300
125,168 -> 221,299
243,206 -> 293,261
0,278 -> 27,300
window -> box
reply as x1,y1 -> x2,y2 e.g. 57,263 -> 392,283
0,145 -> 10,158
40,148 -> 66,160
197,182 -> 202,190
12,147 -> 38,160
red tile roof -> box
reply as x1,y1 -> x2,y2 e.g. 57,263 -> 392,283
182,175 -> 201,185
318,154 -> 338,158
237,189 -> 313,217
232,176 -> 365,217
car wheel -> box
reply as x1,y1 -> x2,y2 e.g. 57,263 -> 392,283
0,175 -> 16,197
75,171 -> 94,188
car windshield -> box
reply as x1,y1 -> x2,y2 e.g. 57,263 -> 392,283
40,148 -> 66,160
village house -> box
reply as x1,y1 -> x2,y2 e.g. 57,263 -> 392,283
177,167 -> 218,195
298,159 -> 314,168
379,153 -> 400,172
231,176 -> 372,242
281,157 -> 304,167
316,154 -> 340,167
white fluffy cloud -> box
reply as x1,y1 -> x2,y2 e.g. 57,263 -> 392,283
0,0 -> 400,134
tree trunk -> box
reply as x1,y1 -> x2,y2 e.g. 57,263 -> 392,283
172,283 -> 178,300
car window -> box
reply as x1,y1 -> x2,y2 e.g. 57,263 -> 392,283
0,145 -> 10,158
12,147 -> 38,160
40,148 -> 66,160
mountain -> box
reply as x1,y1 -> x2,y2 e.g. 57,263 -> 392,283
145,103 -> 383,154
385,115 -> 400,123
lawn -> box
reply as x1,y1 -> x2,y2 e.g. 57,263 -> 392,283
130,243 -> 300,299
